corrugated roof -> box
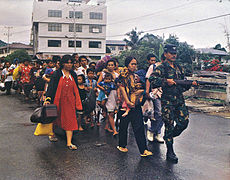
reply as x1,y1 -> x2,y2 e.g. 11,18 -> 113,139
0,43 -> 32,50
106,40 -> 126,46
196,48 -> 229,56
0,40 -> 7,47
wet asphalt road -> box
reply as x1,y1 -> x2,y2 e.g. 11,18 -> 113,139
0,92 -> 229,180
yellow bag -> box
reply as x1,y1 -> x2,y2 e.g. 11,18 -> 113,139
13,66 -> 20,80
34,123 -> 54,136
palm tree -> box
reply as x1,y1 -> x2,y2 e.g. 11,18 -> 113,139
124,28 -> 143,49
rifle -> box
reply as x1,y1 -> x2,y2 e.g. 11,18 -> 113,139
174,80 -> 227,86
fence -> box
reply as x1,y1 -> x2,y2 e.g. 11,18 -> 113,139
184,72 -> 230,103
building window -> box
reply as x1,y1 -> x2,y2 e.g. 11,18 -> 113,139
110,46 -> 116,51
69,0 -> 82,2
89,56 -> 101,60
89,41 -> 101,48
48,10 -> 62,17
69,11 -> 83,19
69,24 -> 82,32
89,25 -> 102,33
68,40 -> 82,48
48,23 -> 62,32
48,40 -> 61,47
90,12 -> 103,20
118,46 -> 124,51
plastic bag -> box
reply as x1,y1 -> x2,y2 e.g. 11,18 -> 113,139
0,83 -> 5,91
82,89 -> 96,115
142,100 -> 155,121
30,107 -> 43,123
34,123 -> 54,136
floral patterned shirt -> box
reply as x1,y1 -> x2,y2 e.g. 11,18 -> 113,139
20,64 -> 32,83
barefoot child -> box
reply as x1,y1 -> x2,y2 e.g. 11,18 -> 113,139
97,73 -> 116,133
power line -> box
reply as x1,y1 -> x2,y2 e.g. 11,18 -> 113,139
107,13 -> 230,38
13,29 -> 31,34
67,3 -> 80,53
70,0 -> 129,17
107,0 -> 204,26
10,0 -> 196,38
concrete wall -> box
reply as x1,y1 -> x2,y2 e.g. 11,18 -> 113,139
184,89 -> 227,101
184,76 -> 229,102
32,0 -> 106,57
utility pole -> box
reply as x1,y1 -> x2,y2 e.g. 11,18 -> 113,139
222,21 -> 230,52
67,2 -> 79,53
225,30 -> 230,52
4,26 -> 13,54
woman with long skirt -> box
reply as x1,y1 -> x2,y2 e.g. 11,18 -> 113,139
44,55 -> 82,150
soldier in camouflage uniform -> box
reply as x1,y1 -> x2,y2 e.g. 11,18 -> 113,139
149,44 -> 197,163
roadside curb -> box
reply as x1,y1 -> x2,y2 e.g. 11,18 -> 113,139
186,100 -> 230,113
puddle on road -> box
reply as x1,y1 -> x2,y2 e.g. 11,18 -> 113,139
21,123 -> 35,126
94,142 -> 107,147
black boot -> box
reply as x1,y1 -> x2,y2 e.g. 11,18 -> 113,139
166,144 -> 178,163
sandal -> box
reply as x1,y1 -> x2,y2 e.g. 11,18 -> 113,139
49,135 -> 58,142
140,150 -> 153,157
117,146 -> 128,152
67,144 -> 78,150
113,131 -> 119,136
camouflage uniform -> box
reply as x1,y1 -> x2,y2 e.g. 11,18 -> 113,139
149,61 -> 191,145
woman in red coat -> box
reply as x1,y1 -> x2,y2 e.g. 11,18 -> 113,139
44,55 -> 82,150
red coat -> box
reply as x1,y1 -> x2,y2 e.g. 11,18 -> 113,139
46,70 -> 82,131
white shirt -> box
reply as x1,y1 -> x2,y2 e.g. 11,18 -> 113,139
9,64 -> 18,70
146,63 -> 162,98
62,70 -> 73,81
101,71 -> 119,79
75,66 -> 89,77
2,68 -> 13,82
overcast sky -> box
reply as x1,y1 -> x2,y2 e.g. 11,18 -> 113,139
0,0 -> 230,49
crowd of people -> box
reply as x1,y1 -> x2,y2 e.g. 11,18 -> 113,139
0,44 -> 195,163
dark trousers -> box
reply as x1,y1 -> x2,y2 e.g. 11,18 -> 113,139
5,81 -> 12,95
23,83 -> 32,97
118,107 -> 147,154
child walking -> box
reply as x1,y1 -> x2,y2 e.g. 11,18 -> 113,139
85,68 -> 98,127
77,74 -> 87,131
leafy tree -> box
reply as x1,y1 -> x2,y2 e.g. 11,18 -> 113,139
118,31 -> 195,75
124,28 -> 143,50
116,45 -> 155,70
165,34 -> 195,76
5,49 -> 31,63
0,40 -> 7,47
165,34 -> 179,46
118,32 -> 165,70
214,44 -> 227,52
139,33 -> 164,61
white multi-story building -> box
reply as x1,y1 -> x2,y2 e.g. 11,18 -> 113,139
32,0 -> 107,60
